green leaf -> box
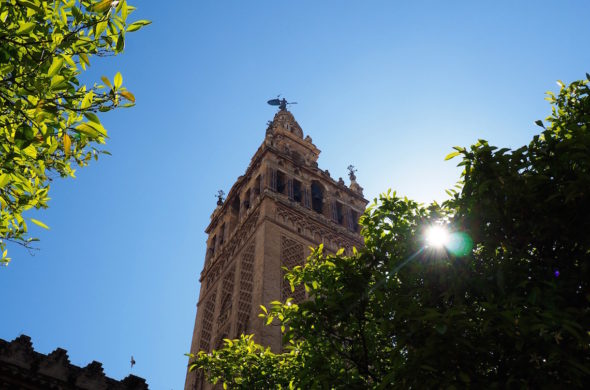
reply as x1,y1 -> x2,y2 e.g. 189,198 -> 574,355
89,0 -> 113,13
19,1 -> 42,13
84,113 -> 101,124
85,121 -> 107,136
534,120 -> 545,128
81,91 -> 94,109
47,58 -> 64,77
95,20 -> 108,37
0,173 -> 10,189
114,72 -> 123,89
101,76 -> 113,88
79,53 -> 90,67
126,19 -> 152,32
50,75 -> 67,89
31,218 -> 50,230
74,123 -> 101,138
121,1 -> 129,19
63,134 -> 71,157
116,32 -> 125,52
444,151 -> 461,161
120,90 -> 135,102
17,22 -> 36,35
62,54 -> 77,69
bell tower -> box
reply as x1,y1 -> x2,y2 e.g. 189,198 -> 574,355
185,106 -> 368,389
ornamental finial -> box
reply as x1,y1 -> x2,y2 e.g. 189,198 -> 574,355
347,165 -> 357,182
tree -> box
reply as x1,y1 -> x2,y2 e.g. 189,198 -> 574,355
188,74 -> 590,389
0,0 -> 150,264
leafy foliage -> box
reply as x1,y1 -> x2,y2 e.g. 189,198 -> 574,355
188,74 -> 590,388
0,0 -> 150,264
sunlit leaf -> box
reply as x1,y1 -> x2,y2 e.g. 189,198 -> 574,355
114,72 -> 123,89
444,151 -> 461,161
101,76 -> 113,88
126,19 -> 151,32
17,22 -> 36,34
89,0 -> 113,13
84,113 -> 101,124
63,133 -> 71,157
47,58 -> 64,77
30,219 -> 50,230
120,90 -> 135,102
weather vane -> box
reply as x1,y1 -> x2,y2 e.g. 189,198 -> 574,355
267,95 -> 297,111
216,190 -> 225,206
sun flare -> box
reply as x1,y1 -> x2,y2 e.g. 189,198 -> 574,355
425,225 -> 450,248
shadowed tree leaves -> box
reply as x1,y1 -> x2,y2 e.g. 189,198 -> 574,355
0,0 -> 150,264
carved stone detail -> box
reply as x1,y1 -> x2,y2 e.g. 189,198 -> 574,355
281,236 -> 305,303
202,209 -> 260,287
237,243 -> 255,335
199,291 -> 217,352
275,202 -> 361,251
271,110 -> 303,138
217,264 -> 235,327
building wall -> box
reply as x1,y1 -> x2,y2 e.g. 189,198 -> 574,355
0,335 -> 148,390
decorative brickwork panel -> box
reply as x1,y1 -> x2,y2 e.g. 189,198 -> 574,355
215,323 -> 230,350
281,236 -> 305,303
237,243 -> 255,335
206,260 -> 223,288
199,291 -> 216,352
217,264 -> 235,327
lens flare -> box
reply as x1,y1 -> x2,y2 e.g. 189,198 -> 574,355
424,224 -> 473,256
425,226 -> 450,248
446,232 -> 473,257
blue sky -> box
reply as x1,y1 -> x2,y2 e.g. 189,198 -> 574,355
1,1 -> 589,389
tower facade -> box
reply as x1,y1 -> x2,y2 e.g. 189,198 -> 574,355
185,108 -> 367,389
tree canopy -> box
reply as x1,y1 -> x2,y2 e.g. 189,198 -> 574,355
0,0 -> 149,264
188,74 -> 590,389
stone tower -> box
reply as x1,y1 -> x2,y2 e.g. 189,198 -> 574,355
185,107 -> 368,389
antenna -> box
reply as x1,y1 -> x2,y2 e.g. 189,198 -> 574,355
267,96 -> 297,110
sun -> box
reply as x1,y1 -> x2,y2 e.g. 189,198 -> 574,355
425,225 -> 450,248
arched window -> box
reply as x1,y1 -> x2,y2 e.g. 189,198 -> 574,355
293,179 -> 302,203
335,201 -> 344,225
311,181 -> 324,214
207,236 -> 216,260
243,189 -> 251,210
276,170 -> 286,194
254,175 -> 261,196
231,196 -> 240,215
218,223 -> 225,246
349,209 -> 360,232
